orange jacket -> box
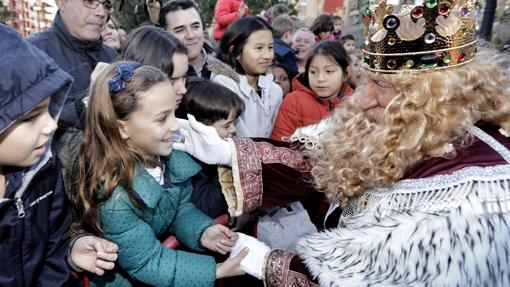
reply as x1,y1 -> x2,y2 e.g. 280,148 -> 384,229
213,0 -> 249,40
271,74 -> 352,141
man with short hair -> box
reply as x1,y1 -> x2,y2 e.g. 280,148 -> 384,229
159,0 -> 215,78
291,27 -> 315,72
29,0 -> 117,131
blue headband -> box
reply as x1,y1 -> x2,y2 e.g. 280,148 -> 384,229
108,62 -> 143,94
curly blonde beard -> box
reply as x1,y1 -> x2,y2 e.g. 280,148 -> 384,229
311,49 -> 510,206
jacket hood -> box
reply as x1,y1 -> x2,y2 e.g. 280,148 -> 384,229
0,24 -> 73,135
292,73 -> 315,97
207,55 -> 240,82
0,24 -> 73,199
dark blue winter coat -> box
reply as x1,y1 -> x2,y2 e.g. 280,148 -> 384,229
274,38 -> 299,77
28,13 -> 117,129
0,24 -> 74,287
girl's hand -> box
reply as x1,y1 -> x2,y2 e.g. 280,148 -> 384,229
70,235 -> 118,275
201,224 -> 238,254
216,248 -> 249,279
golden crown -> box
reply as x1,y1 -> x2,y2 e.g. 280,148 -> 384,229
362,0 -> 477,73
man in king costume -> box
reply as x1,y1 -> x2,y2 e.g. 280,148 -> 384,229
174,0 -> 510,285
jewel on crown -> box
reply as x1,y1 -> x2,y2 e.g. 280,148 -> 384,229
362,0 -> 477,72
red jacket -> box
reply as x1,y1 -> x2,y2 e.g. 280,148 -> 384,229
271,74 -> 352,141
213,0 -> 249,40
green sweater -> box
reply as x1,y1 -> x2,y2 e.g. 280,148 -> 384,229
91,151 -> 216,287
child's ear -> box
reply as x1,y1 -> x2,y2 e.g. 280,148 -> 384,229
284,31 -> 293,42
117,120 -> 130,140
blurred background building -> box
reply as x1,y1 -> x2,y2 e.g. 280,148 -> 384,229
1,0 -> 55,36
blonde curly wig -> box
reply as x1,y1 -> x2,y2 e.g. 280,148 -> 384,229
311,48 -> 510,205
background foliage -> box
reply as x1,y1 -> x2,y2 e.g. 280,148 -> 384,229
0,1 -> 11,24
113,0 -> 298,32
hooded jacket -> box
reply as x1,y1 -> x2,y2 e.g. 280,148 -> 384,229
0,24 -> 74,287
271,74 -> 352,141
208,56 -> 283,138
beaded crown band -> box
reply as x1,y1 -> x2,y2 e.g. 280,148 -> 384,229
362,0 -> 477,73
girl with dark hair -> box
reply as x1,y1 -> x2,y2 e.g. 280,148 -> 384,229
209,16 -> 283,137
183,78 -> 245,218
77,62 -> 248,286
310,14 -> 335,42
271,40 -> 352,141
119,26 -> 188,110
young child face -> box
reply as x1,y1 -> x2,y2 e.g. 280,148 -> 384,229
347,54 -> 364,88
333,20 -> 343,33
342,39 -> 356,55
308,54 -> 344,101
0,98 -> 57,167
318,30 -> 332,41
210,111 -> 237,139
118,81 -> 180,158
236,29 -> 274,75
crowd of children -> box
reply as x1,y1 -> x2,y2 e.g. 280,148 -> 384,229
0,1 -> 363,285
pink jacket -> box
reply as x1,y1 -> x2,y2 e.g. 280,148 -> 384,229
213,0 -> 249,40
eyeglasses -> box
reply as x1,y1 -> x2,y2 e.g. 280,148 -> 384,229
82,0 -> 116,12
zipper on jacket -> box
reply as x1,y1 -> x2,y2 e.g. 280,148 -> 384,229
15,198 -> 25,218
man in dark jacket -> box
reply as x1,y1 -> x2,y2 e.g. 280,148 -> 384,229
28,0 -> 117,130
159,0 -> 215,79
0,24 -> 118,287
28,0 -> 117,176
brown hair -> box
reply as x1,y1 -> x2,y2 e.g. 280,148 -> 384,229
310,14 -> 334,36
76,62 -> 169,235
311,49 -> 510,205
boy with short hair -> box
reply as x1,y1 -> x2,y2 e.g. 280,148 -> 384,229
183,78 -> 245,218
271,15 -> 299,76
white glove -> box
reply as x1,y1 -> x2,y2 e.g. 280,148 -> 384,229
173,114 -> 232,165
229,233 -> 271,280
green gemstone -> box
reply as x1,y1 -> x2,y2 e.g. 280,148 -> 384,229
420,54 -> 437,68
443,55 -> 451,64
405,60 -> 414,68
425,0 -> 437,8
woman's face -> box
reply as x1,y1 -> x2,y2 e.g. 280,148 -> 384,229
271,66 -> 291,96
236,29 -> 274,76
308,54 -> 344,100
170,53 -> 188,108
102,19 -> 121,50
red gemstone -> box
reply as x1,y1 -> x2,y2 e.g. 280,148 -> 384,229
458,52 -> 467,62
439,2 -> 450,15
412,6 -> 424,18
